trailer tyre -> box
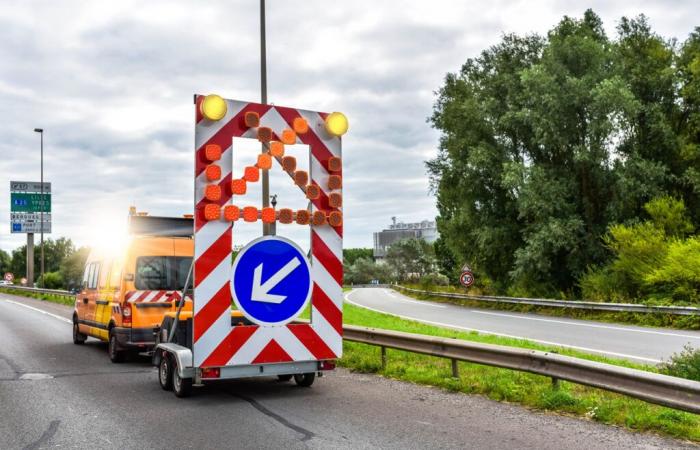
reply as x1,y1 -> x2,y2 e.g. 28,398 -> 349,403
172,360 -> 192,398
294,372 -> 315,387
159,353 -> 173,391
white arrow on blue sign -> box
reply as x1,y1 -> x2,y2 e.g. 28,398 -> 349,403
231,236 -> 312,326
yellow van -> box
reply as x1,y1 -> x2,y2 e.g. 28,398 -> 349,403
72,213 -> 195,362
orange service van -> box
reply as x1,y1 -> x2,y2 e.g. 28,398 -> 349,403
72,213 -> 195,362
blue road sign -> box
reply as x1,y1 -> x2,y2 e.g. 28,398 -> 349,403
231,236 -> 312,326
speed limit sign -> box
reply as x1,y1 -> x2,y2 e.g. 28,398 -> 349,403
3,272 -> 13,282
460,271 -> 474,288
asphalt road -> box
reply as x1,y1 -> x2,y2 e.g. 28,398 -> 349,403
0,293 -> 695,449
346,288 -> 700,364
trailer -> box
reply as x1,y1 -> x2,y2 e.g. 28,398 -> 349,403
153,94 -> 347,397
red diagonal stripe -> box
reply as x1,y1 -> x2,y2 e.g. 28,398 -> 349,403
195,95 -> 204,123
274,106 -> 338,174
149,291 -> 167,303
201,325 -> 258,367
124,291 -> 137,301
193,283 -> 231,342
311,284 -> 342,335
288,323 -> 337,359
252,339 -> 293,364
196,103 -> 272,176
134,291 -> 151,303
194,226 -> 231,286
312,230 -> 343,285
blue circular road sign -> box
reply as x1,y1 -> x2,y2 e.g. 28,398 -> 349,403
231,236 -> 312,326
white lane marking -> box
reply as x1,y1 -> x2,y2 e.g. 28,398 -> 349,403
345,291 -> 661,364
468,310 -> 700,340
3,299 -> 72,324
383,290 -> 446,308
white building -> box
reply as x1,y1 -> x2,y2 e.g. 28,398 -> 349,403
373,217 -> 439,258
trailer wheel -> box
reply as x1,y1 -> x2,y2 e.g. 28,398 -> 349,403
277,374 -> 293,382
294,372 -> 315,387
172,360 -> 192,398
159,353 -> 173,391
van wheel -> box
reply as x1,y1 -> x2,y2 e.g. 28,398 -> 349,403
108,330 -> 126,363
172,360 -> 192,398
159,353 -> 173,391
72,320 -> 86,345
294,373 -> 315,387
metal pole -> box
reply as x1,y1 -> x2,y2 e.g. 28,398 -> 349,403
26,233 -> 34,286
260,0 -> 270,236
40,131 -> 44,288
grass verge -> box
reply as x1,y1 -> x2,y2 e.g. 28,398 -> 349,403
397,284 -> 700,330
337,300 -> 700,442
0,287 -> 74,306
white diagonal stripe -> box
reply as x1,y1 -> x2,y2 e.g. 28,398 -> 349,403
312,260 -> 342,310
297,109 -> 340,156
313,226 -> 343,262
193,256 -> 231,315
195,99 -> 247,149
194,221 -> 231,259
311,306 -> 343,357
193,311 -> 231,366
228,328 -> 269,365
273,327 -> 315,360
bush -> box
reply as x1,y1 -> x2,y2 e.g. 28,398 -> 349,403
419,273 -> 449,288
660,345 -> 700,381
41,271 -> 64,289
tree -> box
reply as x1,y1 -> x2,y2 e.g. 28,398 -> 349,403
59,247 -> 90,290
8,238 -> 82,287
0,249 -> 10,275
343,248 -> 373,266
345,258 -> 394,285
428,10 -> 699,296
384,238 -> 436,281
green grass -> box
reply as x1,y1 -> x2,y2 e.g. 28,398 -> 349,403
398,284 -> 700,330
334,300 -> 700,442
0,286 -> 74,306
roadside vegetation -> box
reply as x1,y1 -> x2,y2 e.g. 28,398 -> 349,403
0,286 -> 74,306
338,302 -> 700,442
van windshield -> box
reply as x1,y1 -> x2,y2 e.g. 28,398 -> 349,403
135,256 -> 193,290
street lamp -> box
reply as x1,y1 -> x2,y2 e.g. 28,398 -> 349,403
33,128 -> 44,288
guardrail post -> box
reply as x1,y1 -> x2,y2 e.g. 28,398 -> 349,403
380,346 -> 386,370
451,359 -> 459,378
550,351 -> 560,389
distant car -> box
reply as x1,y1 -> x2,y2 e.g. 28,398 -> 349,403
0,280 -> 12,286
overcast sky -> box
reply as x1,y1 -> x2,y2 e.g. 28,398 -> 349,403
1,0 -> 698,254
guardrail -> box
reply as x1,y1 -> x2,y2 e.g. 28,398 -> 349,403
343,324 -> 700,414
390,285 -> 700,316
0,285 -> 74,300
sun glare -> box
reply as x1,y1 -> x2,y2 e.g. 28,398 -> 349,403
85,211 -> 131,256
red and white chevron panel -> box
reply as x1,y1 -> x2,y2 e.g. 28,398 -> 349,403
125,290 -> 190,303
193,95 -> 343,368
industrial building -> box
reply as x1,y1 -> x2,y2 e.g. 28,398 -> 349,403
373,217 -> 438,258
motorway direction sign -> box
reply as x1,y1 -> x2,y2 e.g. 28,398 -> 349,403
10,181 -> 51,234
460,271 -> 474,288
231,236 -> 312,326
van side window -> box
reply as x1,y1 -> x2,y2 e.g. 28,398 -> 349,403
99,260 -> 111,289
83,264 -> 91,288
89,263 -> 100,290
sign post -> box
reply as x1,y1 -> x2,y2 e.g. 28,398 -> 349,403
10,181 -> 51,287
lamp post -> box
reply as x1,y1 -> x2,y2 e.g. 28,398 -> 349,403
33,128 -> 44,288
260,0 -> 270,236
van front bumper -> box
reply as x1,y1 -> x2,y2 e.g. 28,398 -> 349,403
112,326 -> 158,349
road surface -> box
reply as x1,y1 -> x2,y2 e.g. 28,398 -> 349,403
0,292 -> 694,449
346,288 -> 700,364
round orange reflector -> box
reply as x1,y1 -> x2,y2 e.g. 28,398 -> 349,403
306,184 -> 320,200
257,153 -> 272,170
293,117 -> 309,134
328,211 -> 343,227
278,208 -> 293,224
205,164 -> 222,181
295,209 -> 310,225
205,144 -> 222,162
261,207 -> 276,224
204,204 -> 221,221
328,156 -> 341,172
312,211 -> 326,226
244,111 -> 260,128
224,205 -> 240,221
327,175 -> 342,190
205,184 -> 222,201
282,156 -> 296,172
243,206 -> 258,222
257,127 -> 273,143
294,170 -> 308,186
329,193 -> 342,208
243,166 -> 259,182
281,129 -> 297,145
269,141 -> 284,157
231,179 -> 247,195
